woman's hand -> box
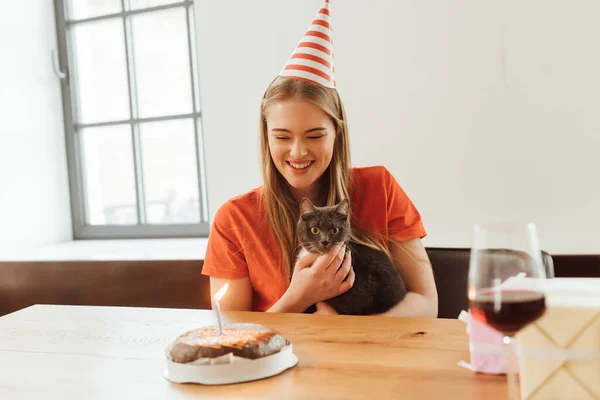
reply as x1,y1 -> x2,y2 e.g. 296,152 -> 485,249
271,245 -> 354,313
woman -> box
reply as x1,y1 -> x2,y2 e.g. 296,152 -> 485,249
201,1 -> 437,317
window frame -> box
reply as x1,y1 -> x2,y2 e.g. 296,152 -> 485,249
53,0 -> 210,239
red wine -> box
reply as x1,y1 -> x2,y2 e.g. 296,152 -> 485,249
470,290 -> 546,336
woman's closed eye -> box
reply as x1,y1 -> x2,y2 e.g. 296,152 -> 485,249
275,135 -> 322,140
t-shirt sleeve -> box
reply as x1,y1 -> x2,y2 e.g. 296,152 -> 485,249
383,167 -> 427,241
201,202 -> 250,280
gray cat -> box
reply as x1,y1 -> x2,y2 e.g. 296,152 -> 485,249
296,198 -> 407,315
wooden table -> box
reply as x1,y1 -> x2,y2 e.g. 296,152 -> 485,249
0,305 -> 506,399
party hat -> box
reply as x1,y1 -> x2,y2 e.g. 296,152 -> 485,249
279,0 -> 336,88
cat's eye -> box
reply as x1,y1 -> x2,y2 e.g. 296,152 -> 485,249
310,227 -> 320,235
331,227 -> 340,235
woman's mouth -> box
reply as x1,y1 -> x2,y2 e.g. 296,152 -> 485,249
286,160 -> 314,174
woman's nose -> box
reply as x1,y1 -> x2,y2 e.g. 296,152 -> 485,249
290,139 -> 308,158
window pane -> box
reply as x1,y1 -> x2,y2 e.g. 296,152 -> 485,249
81,125 -> 138,225
68,0 -> 121,20
128,0 -> 181,10
131,8 -> 193,118
71,19 -> 130,124
139,119 -> 200,224
196,119 -> 208,221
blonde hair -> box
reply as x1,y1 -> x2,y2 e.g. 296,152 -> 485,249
259,76 -> 395,279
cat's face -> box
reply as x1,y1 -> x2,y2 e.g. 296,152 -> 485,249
297,198 -> 351,254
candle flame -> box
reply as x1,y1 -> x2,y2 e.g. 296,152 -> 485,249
215,283 -> 229,301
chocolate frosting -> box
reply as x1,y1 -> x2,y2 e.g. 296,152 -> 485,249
168,323 -> 290,363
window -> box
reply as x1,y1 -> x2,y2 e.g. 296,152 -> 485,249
53,0 -> 209,239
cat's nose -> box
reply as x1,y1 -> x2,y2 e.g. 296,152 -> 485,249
321,241 -> 329,247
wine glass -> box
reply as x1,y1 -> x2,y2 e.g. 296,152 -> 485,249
468,222 -> 548,400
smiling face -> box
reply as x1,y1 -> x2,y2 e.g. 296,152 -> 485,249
265,98 -> 336,203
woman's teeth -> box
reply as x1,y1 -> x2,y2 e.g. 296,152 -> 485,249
289,161 -> 311,169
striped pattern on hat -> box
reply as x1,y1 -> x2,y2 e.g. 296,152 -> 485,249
279,0 -> 336,88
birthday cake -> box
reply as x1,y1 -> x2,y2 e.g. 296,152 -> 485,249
164,323 -> 298,385
167,323 -> 290,363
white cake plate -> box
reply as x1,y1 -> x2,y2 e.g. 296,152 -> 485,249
164,344 -> 299,385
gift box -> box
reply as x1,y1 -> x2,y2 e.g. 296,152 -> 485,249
458,274 -> 529,375
514,278 -> 600,400
458,309 -> 518,374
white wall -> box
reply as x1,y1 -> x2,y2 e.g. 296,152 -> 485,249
196,0 -> 600,255
0,0 -> 72,251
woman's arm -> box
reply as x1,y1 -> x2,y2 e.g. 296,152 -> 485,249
209,275 -> 307,313
209,244 -> 355,313
377,238 -> 438,318
208,276 -> 301,312
209,277 -> 253,311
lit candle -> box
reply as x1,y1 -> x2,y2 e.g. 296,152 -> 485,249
214,283 -> 229,335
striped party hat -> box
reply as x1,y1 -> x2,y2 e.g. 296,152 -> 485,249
279,0 -> 336,88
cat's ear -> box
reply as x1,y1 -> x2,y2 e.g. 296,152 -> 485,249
300,198 -> 316,218
335,199 -> 349,216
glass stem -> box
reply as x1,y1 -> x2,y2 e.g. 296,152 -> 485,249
504,335 -> 519,400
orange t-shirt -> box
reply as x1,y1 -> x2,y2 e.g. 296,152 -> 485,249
201,165 -> 426,311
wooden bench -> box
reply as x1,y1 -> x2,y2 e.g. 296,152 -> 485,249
1,250 -> 597,318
